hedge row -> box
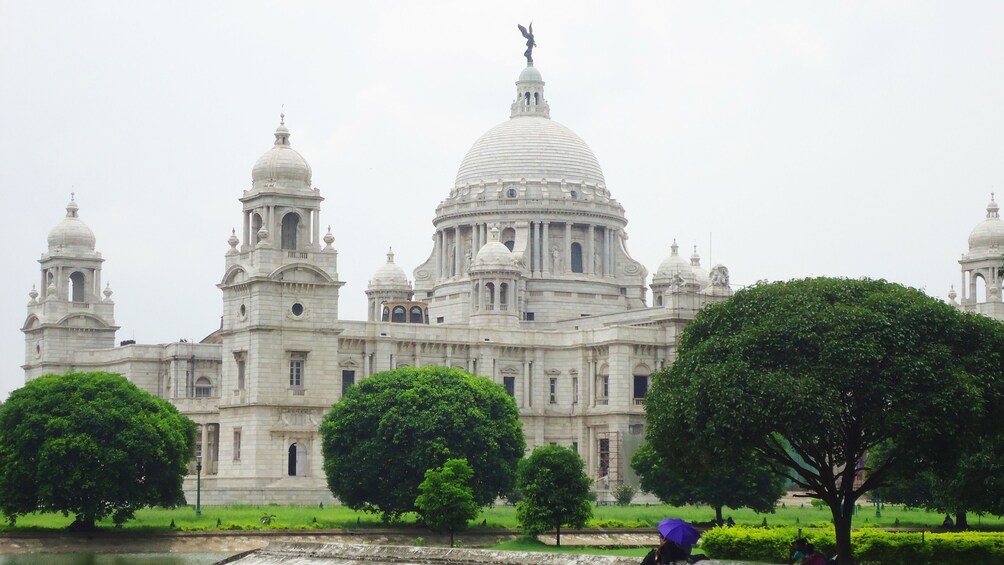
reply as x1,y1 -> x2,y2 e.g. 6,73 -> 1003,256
700,526 -> 1004,564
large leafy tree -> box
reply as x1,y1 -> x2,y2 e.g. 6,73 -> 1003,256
631,442 -> 784,524
321,366 -> 525,520
873,312 -> 1004,528
645,278 -> 990,564
415,458 -> 479,547
0,371 -> 196,530
515,445 -> 592,547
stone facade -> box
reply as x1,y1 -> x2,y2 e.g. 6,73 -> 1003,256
22,61 -> 735,504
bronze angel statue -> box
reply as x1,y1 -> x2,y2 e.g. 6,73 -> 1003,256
518,22 -> 536,63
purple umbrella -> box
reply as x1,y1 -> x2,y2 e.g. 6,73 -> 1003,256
658,518 -> 701,546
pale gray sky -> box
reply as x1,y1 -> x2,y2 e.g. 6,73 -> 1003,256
3,1 -> 1003,400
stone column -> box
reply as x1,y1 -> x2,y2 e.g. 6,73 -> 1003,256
473,223 -> 480,259
200,423 -> 209,464
609,228 -> 618,275
565,223 -> 573,273
243,212 -> 251,252
529,222 -> 536,276
454,228 -> 463,278
586,225 -> 595,275
542,222 -> 550,275
312,210 -> 320,247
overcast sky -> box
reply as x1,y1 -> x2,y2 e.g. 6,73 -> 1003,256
2,1 -> 1003,400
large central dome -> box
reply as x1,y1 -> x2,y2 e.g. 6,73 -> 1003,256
455,116 -> 605,187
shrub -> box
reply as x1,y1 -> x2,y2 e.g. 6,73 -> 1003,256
613,484 -> 637,506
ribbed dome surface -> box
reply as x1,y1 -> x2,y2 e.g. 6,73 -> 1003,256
969,197 -> 1004,251
455,117 -> 605,187
47,200 -> 96,251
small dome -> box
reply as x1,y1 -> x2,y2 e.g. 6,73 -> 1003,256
47,196 -> 96,252
518,64 -> 542,82
473,241 -> 518,269
370,248 -> 410,289
968,195 -> 1004,251
653,240 -> 695,284
251,116 -> 312,191
689,246 -> 710,289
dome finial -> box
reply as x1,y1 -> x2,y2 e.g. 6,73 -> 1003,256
670,239 -> 679,256
387,247 -> 395,263
988,193 -> 1000,219
274,111 -> 290,146
280,104 -> 285,126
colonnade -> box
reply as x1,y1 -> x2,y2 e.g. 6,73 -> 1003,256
435,221 -> 619,280
241,206 -> 321,251
40,265 -> 102,302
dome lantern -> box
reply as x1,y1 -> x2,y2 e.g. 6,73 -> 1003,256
511,62 -> 550,119
967,193 -> 1004,252
47,194 -> 97,252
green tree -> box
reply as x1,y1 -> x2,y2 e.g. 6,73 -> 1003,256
0,371 -> 196,530
645,278 -> 988,565
631,442 -> 784,524
873,312 -> 1004,528
515,445 -> 592,546
321,367 -> 525,520
415,458 -> 479,547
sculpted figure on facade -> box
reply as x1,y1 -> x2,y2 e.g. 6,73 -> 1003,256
551,246 -> 561,272
518,22 -> 536,63
710,264 -> 730,288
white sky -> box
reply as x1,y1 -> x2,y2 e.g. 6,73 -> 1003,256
2,1 -> 1003,400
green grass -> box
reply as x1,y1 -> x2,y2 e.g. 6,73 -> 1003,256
490,537 -> 652,556
2,502 -> 1003,533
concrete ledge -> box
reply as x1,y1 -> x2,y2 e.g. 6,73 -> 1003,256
222,541 -> 746,565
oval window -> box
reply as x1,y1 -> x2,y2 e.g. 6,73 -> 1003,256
291,303 -> 304,316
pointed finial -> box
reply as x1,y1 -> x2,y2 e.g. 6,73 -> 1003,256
71,191 -> 75,201
280,105 -> 285,126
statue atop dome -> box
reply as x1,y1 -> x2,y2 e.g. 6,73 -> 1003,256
518,22 -> 536,63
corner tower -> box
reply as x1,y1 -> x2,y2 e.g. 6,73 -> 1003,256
216,116 -> 343,495
23,196 -> 118,380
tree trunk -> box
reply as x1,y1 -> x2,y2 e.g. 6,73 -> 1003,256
450,529 -> 455,548
556,524 -> 561,547
956,510 -> 968,530
715,505 -> 723,526
832,505 -> 854,565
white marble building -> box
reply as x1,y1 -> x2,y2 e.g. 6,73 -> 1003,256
950,194 -> 1004,321
22,60 -> 735,504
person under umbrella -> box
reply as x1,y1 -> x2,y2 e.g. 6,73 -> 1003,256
640,518 -> 707,564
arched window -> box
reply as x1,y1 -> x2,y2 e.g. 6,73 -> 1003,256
656,295 -> 663,306
534,92 -> 540,105
281,213 -> 299,251
570,243 -> 583,273
381,306 -> 390,321
194,377 -> 212,398
409,306 -> 424,323
252,213 -> 263,245
500,283 -> 509,310
524,92 -> 531,105
288,443 -> 306,477
976,273 -> 987,303
472,283 -> 479,309
486,283 -> 496,310
69,271 -> 85,302
392,306 -> 406,323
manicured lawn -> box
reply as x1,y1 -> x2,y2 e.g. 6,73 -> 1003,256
3,502 -> 1003,533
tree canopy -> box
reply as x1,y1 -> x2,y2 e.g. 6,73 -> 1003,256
644,278 -> 994,564
321,366 -> 525,520
0,371 -> 196,530
631,442 -> 785,524
515,445 -> 593,546
415,458 -> 479,547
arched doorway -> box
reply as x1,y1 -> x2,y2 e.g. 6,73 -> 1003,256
281,213 -> 300,251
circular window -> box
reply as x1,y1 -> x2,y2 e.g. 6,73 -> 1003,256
291,303 -> 304,316
506,188 -> 517,198
239,304 -> 247,317
570,190 -> 578,199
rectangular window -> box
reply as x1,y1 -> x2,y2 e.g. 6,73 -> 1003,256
436,316 -> 445,324
342,370 -> 356,396
572,377 -> 579,404
289,359 -> 303,388
633,375 -> 649,399
549,377 -> 557,404
237,357 -> 246,390
525,312 -> 535,321
504,376 -> 516,398
599,438 -> 610,477
233,429 -> 241,461
572,441 -> 578,453
602,376 -> 610,398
